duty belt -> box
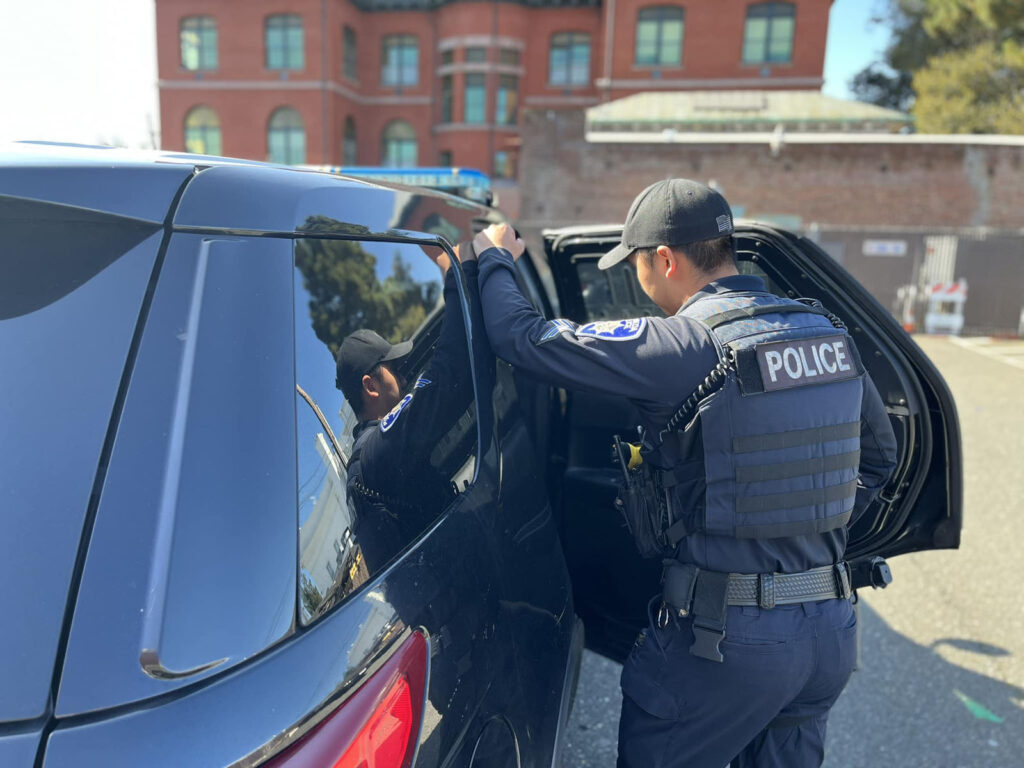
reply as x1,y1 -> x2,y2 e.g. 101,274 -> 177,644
659,561 -> 853,663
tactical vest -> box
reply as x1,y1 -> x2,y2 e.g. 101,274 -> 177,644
662,291 -> 865,541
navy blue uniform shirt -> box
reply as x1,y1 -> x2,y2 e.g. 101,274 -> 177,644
478,246 -> 898,575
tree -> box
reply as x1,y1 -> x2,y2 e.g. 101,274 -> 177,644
294,215 -> 442,357
913,40 -> 1024,133
851,0 -> 1024,133
851,1 -> 940,112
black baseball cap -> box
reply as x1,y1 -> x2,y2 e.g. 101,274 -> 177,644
336,329 -> 412,404
598,179 -> 735,270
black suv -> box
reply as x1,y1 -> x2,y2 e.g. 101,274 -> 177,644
0,145 -> 961,768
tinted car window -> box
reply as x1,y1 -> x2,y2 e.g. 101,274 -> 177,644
575,257 -> 662,321
293,236 -> 477,625
0,198 -> 161,720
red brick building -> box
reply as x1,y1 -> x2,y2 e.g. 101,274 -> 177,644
157,0 -> 832,177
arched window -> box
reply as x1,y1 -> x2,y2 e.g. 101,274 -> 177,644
343,117 -> 357,165
266,14 -> 304,70
180,16 -> 217,71
381,120 -> 417,167
184,106 -> 222,156
381,35 -> 419,87
743,2 -> 795,64
635,6 -> 685,67
268,108 -> 306,165
549,32 -> 591,87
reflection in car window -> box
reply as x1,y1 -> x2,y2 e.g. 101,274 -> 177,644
575,257 -> 663,321
574,252 -> 786,323
737,253 -> 786,296
293,233 -> 478,625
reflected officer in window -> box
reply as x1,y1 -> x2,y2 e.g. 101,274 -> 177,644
335,245 -> 480,572
472,180 -> 898,768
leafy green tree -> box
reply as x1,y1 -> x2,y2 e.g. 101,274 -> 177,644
913,40 -> 1024,133
852,0 -> 1024,133
300,573 -> 324,617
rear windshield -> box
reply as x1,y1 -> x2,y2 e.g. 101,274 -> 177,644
0,196 -> 160,720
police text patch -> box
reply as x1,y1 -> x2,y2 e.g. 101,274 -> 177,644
755,335 -> 858,392
575,318 -> 648,342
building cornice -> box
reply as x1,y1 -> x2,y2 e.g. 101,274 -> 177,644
437,62 -> 526,76
594,76 -> 825,89
525,95 -> 601,106
585,131 -> 1024,147
433,123 -> 521,133
438,35 -> 525,51
352,0 -> 600,10
159,78 -> 433,106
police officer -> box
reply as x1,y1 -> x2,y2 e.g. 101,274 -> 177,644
472,179 -> 898,768
336,244 -> 481,571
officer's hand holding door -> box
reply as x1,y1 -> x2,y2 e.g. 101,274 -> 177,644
474,224 -> 524,261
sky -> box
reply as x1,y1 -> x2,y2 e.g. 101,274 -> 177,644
0,0 -> 891,149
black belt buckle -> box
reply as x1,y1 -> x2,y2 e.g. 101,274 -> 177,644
690,621 -> 725,663
834,562 -> 852,599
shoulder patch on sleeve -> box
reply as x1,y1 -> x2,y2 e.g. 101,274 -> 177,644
537,318 -> 578,345
575,318 -> 648,342
379,393 -> 414,433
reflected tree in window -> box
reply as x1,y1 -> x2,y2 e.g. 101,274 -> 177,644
294,216 -> 441,356
180,16 -> 217,71
184,106 -> 222,156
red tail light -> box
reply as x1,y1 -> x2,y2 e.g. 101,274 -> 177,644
266,631 -> 427,768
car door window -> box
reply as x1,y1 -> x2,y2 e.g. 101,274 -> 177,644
575,257 -> 662,321
293,236 -> 477,625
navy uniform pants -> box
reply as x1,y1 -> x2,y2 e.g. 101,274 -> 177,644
617,597 -> 857,768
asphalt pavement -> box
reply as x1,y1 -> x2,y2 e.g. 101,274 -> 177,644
561,336 -> 1024,768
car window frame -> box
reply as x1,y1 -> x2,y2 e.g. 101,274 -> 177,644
290,230 -> 488,626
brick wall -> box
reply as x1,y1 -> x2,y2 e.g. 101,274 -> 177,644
517,109 -> 1024,334
518,110 -> 1024,231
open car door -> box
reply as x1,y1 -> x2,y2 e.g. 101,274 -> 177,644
541,223 -> 962,662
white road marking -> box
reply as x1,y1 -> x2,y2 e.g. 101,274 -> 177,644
947,336 -> 1024,370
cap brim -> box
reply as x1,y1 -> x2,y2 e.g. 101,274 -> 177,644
598,242 -> 632,270
380,340 -> 413,363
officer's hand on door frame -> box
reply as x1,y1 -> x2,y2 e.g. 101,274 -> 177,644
474,223 -> 525,261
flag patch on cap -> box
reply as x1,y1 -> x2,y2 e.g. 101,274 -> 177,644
717,214 -> 732,233
575,318 -> 648,342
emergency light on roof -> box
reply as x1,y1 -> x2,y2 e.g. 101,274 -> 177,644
304,165 -> 493,206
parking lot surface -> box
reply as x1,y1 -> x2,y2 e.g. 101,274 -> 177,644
562,336 -> 1024,768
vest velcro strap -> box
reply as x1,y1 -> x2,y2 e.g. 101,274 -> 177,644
733,348 -> 766,394
735,450 -> 861,483
736,479 -> 859,514
733,421 -> 860,453
701,303 -> 827,329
